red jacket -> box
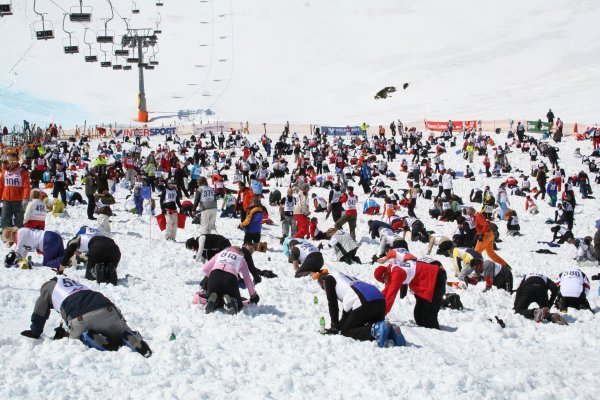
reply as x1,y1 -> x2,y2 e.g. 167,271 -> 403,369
473,212 -> 490,235
381,260 -> 440,314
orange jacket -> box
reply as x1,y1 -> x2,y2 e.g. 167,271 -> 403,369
236,188 -> 255,211
0,166 -> 31,201
473,212 -> 490,235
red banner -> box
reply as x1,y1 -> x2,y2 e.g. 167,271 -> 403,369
425,120 -> 477,131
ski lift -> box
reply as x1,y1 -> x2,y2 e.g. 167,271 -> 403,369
115,48 -> 129,56
123,65 -> 132,70
100,48 -> 111,68
132,2 -> 139,14
126,57 -> 139,63
69,0 -> 92,22
156,1 -> 163,6
33,0 -> 54,40
83,28 -> 97,62
154,12 -> 162,34
150,59 -> 159,66
112,64 -> 122,70
0,1 -> 13,17
62,14 -> 79,54
96,0 -> 114,43
144,65 -> 154,70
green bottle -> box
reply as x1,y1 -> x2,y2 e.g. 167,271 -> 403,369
169,331 -> 176,341
319,316 -> 326,334
313,295 -> 318,304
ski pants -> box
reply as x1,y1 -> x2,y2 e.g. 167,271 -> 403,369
414,268 -> 446,329
87,195 -> 96,219
493,269 -> 513,292
86,236 -> 121,281
340,299 -> 386,341
165,212 -> 178,240
295,252 -> 324,278
42,231 -> 65,269
330,203 -> 343,223
558,293 -> 591,311
293,214 -> 310,239
1,200 -> 23,229
281,215 -> 297,237
514,282 -> 550,319
334,213 -> 357,241
207,269 -> 244,310
68,306 -> 131,345
475,231 -> 507,266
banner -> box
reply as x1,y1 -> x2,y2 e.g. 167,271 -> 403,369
112,127 -> 176,137
193,124 -> 224,135
425,120 -> 477,131
321,126 -> 363,136
526,120 -> 551,133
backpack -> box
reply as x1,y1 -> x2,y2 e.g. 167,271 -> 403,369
441,293 -> 463,310
269,189 -> 282,205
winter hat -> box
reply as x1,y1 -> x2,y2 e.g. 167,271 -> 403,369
595,219 -> 600,229
374,266 -> 387,283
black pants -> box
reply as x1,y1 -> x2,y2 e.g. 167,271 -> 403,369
564,211 -> 574,231
244,232 -> 261,245
330,203 -> 342,223
557,293 -> 591,311
514,283 -> 549,319
86,236 -> 121,281
207,269 -> 244,310
340,299 -> 386,341
87,195 -> 96,219
414,268 -> 446,329
69,192 -> 85,206
202,235 -> 232,260
295,253 -> 324,277
493,269 -> 513,292
53,182 -> 67,205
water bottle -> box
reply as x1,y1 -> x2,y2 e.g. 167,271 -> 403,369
319,316 -> 326,334
313,295 -> 318,305
169,331 -> 176,341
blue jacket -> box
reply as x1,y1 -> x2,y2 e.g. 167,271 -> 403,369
241,206 -> 263,233
361,164 -> 372,180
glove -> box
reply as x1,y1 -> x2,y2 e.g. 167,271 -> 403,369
259,270 -> 278,278
483,285 -> 492,293
253,274 -> 262,285
249,293 -> 260,304
317,243 -> 324,251
21,330 -> 40,339
476,235 -> 484,242
324,327 -> 340,335
371,254 -> 378,263
53,326 -> 68,340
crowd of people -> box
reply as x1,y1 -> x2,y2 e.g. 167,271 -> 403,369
2,114 -> 599,352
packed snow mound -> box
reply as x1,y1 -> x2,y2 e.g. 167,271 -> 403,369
2,0 -> 600,126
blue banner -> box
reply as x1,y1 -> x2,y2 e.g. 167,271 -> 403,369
321,126 -> 363,136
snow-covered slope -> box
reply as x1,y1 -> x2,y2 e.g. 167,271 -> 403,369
1,0 -> 600,127
0,130 -> 599,399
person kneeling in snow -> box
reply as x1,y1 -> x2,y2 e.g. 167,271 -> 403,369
374,258 -> 447,329
555,268 -> 593,313
513,274 -> 565,324
326,228 -> 362,265
20,277 -> 151,357
457,260 -> 513,293
2,227 -> 64,270
313,270 -> 404,347
202,246 -> 260,315
289,240 -> 324,277
58,226 -> 121,285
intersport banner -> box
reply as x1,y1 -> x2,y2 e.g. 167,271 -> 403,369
425,120 -> 477,131
112,127 -> 177,137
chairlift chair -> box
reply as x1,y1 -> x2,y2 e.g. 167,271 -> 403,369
150,60 -> 159,66
126,57 -> 139,63
100,50 -> 111,67
62,13 -> 79,54
132,2 -> 139,14
156,2 -> 163,6
112,64 -> 122,70
115,48 -> 129,56
34,18 -> 54,40
83,27 -> 97,62
97,2 -> 114,43
0,1 -> 13,16
123,65 -> 132,70
70,1 -> 92,22
144,65 -> 154,70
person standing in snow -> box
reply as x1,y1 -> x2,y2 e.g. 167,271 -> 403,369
334,186 -> 358,240
0,151 -> 31,229
193,177 -> 218,261
20,276 -> 151,356
160,180 -> 182,241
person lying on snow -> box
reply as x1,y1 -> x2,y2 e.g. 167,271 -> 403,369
313,269 -> 405,348
20,277 -> 151,357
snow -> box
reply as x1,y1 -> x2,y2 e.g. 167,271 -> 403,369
0,129 -> 599,400
2,0 -> 600,126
